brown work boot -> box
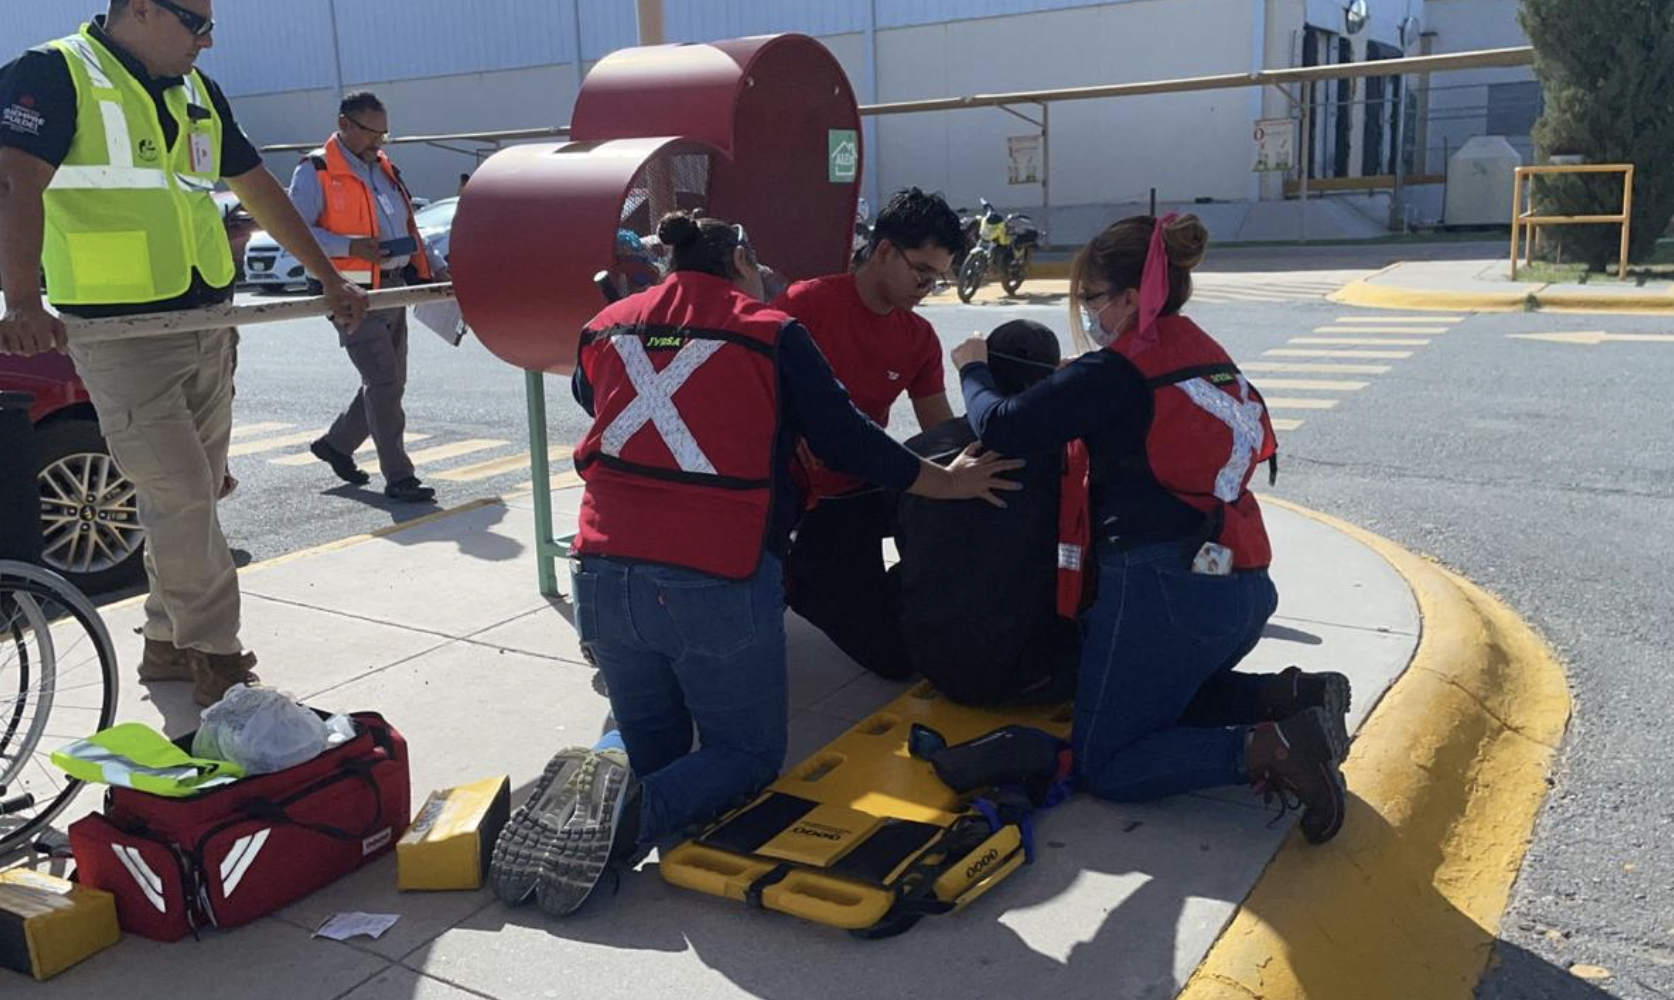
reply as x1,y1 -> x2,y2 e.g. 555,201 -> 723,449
1246,708 -> 1347,845
137,638 -> 195,683
192,651 -> 261,707
1259,666 -> 1352,760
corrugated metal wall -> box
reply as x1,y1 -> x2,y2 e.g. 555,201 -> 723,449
1,1 -> 1133,96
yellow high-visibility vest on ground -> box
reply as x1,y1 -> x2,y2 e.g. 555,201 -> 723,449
52,723 -> 243,798
41,25 -> 233,305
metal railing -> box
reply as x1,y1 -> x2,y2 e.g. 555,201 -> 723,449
1509,164 -> 1635,280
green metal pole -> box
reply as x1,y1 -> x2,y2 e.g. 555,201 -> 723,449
524,368 -> 560,598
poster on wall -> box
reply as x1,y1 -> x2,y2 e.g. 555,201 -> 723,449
1252,118 -> 1298,173
1007,134 -> 1042,185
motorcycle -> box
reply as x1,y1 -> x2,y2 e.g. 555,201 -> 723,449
955,198 -> 1040,303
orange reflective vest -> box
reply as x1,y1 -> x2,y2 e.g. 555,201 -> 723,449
306,135 -> 430,289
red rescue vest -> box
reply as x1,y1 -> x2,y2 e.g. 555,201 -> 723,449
1056,440 -> 1092,617
1110,315 -> 1278,571
572,272 -> 787,580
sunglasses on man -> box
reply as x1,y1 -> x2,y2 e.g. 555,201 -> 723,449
150,0 -> 215,38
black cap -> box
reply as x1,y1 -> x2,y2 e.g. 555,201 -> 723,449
987,319 -> 1060,394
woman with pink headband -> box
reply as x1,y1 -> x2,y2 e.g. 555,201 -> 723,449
951,214 -> 1350,844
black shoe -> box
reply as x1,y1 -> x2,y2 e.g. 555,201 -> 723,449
1260,666 -> 1352,761
384,477 -> 436,503
310,439 -> 370,486
1247,708 -> 1348,845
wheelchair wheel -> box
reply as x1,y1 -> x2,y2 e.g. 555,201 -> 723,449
0,561 -> 118,860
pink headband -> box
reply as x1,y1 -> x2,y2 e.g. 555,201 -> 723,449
1128,212 -> 1178,356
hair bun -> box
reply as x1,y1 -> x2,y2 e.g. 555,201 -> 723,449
656,211 -> 702,250
1163,214 -> 1209,271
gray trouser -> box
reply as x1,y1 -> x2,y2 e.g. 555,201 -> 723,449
69,328 -> 242,655
324,273 -> 413,486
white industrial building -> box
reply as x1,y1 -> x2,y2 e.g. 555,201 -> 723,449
1,1 -> 1535,243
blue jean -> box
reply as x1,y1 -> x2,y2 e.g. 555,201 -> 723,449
1073,539 -> 1280,802
571,553 -> 788,844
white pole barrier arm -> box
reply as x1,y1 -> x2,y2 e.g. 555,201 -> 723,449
61,283 -> 458,345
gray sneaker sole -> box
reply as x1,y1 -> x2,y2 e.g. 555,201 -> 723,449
1318,673 -> 1353,761
490,748 -> 595,906
533,751 -> 634,918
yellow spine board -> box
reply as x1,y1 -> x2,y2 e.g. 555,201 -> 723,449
660,681 -> 1070,932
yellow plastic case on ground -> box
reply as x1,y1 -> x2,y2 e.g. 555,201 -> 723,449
0,869 -> 120,981
660,681 -> 1069,936
397,775 -> 512,891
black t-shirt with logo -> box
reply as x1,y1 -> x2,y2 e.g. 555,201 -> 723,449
0,19 -> 263,316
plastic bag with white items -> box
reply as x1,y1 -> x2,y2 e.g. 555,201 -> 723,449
191,685 -> 357,775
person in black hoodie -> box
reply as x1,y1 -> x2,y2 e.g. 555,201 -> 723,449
897,319 -> 1080,705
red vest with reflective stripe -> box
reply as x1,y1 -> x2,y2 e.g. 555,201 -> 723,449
1056,440 -> 1092,616
308,136 -> 431,289
572,272 -> 786,579
1110,315 -> 1278,570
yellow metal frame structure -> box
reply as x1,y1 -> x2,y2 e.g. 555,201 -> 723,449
660,681 -> 1070,935
1510,163 -> 1636,280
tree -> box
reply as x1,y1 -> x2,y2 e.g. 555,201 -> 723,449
1520,0 -> 1674,269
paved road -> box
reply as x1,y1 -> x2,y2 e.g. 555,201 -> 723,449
207,273 -> 1671,998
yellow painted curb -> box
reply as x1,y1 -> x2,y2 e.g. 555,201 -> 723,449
1331,277 -> 1674,315
1178,498 -> 1571,1000
1328,280 -> 1534,313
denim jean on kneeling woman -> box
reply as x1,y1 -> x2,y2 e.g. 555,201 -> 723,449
571,552 -> 788,845
1073,539 -> 1280,802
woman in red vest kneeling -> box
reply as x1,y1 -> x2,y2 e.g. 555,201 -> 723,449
952,214 -> 1352,845
490,212 -> 1022,918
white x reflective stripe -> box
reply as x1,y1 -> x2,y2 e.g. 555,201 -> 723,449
1175,376 -> 1266,503
601,335 -> 724,475
181,73 -> 204,107
219,828 -> 270,897
62,35 -> 113,89
49,165 -> 171,190
111,844 -> 168,913
175,172 -> 216,193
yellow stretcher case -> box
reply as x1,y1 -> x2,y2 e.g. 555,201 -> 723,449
660,680 -> 1070,938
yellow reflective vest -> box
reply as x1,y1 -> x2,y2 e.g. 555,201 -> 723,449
41,25 -> 234,305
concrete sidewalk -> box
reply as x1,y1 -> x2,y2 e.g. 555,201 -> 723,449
1332,257 -> 1674,313
14,487 -> 1426,1000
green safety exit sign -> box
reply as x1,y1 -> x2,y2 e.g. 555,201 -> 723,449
828,129 -> 858,183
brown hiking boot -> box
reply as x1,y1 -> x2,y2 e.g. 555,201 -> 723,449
1246,708 -> 1347,845
192,651 -> 261,707
1259,666 -> 1353,761
137,638 -> 195,683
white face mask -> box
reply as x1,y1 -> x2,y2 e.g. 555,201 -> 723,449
1082,304 -> 1117,347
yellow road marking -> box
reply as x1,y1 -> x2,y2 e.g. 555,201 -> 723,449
1262,397 -> 1340,410
269,433 -> 430,466
226,430 -> 325,458
1291,337 -> 1432,347
1240,361 -> 1392,375
1250,378 -> 1368,391
1333,315 -> 1466,324
1265,348 -> 1413,360
404,439 -> 508,466
436,446 -> 573,483
230,421 -> 293,439
1313,326 -> 1449,335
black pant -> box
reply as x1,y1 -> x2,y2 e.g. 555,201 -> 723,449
787,491 -> 913,680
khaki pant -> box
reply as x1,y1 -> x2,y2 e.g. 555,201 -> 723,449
69,328 -> 242,655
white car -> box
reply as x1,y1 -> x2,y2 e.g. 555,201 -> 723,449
242,231 -> 307,291
242,196 -> 457,291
